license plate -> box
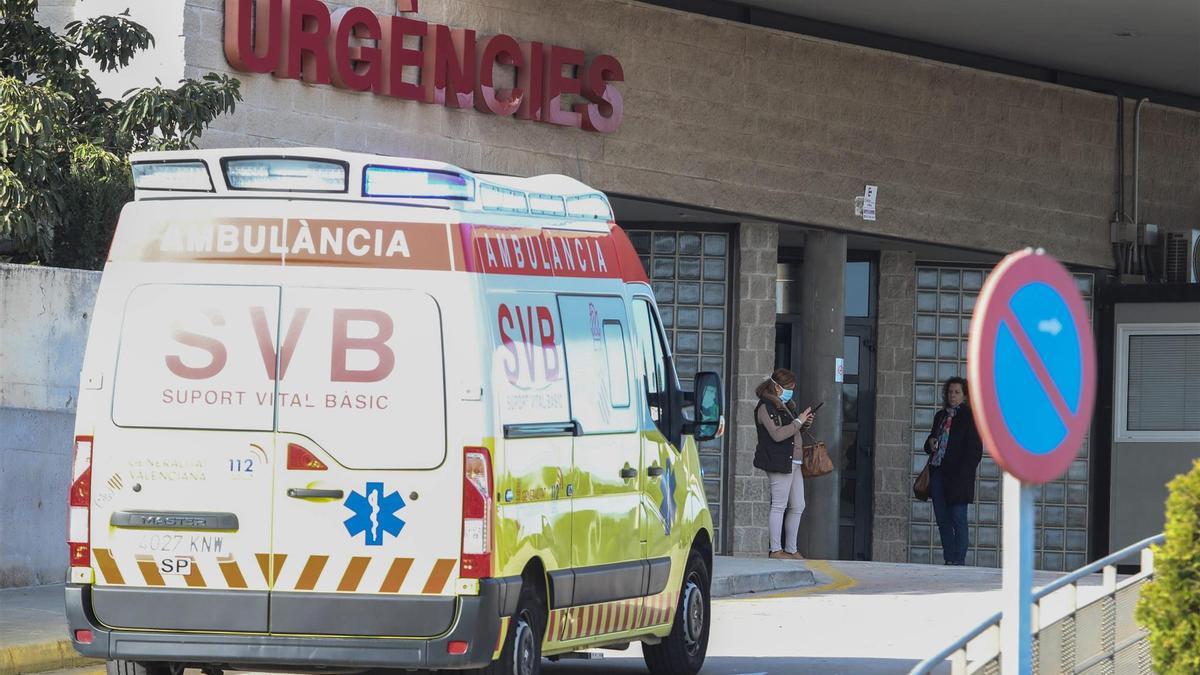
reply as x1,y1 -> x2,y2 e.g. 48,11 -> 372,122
157,556 -> 193,576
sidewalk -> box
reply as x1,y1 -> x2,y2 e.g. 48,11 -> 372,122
0,556 -> 814,675
711,554 -> 816,597
0,585 -> 93,675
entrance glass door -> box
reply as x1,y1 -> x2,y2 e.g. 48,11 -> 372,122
775,254 -> 877,561
840,256 -> 877,561
839,325 -> 875,560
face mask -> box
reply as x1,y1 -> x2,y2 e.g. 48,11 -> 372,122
780,389 -> 794,403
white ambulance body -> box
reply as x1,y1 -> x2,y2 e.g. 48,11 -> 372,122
66,148 -> 723,675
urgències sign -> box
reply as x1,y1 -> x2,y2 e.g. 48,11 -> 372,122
223,0 -> 625,133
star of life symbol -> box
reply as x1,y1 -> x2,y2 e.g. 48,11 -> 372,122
658,458 -> 677,535
344,482 -> 406,546
588,303 -> 602,340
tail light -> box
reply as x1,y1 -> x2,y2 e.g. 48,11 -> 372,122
460,446 -> 493,579
287,443 -> 328,470
68,436 -> 93,568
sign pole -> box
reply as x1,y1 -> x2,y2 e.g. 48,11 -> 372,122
1001,473 -> 1034,674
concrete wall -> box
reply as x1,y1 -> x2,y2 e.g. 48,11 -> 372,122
0,264 -> 101,587
142,0 -> 1200,269
1109,301 -> 1200,554
870,250 -> 916,562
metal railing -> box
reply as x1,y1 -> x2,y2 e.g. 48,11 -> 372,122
909,533 -> 1164,675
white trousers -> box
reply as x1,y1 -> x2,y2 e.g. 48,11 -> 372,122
768,468 -> 806,554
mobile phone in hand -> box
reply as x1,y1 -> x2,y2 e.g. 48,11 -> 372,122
808,401 -> 825,413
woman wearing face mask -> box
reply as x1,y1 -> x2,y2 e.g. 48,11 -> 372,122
752,368 -> 814,560
924,376 -> 983,566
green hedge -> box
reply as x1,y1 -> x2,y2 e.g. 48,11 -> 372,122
1136,459 -> 1200,674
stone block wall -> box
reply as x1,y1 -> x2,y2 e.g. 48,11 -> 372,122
154,0 -> 1200,269
870,250 -> 916,562
729,222 -> 779,555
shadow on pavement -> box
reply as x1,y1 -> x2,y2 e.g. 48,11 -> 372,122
538,654 -> 949,674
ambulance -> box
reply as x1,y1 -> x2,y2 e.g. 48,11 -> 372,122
66,148 -> 724,675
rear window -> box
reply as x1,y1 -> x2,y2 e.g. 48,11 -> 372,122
113,284 -> 447,469
275,288 -> 447,469
113,284 -> 280,431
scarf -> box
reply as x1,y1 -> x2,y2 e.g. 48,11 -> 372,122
931,404 -> 960,467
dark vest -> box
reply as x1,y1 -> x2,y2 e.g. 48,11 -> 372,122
753,401 -> 795,474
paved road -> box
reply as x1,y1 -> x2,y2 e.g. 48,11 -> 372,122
544,559 -> 1107,674
39,559 -> 1107,675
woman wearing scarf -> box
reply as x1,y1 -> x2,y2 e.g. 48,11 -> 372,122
924,376 -> 984,565
752,368 -> 814,560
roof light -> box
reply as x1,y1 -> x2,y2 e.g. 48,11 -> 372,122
565,193 -> 612,220
224,158 -> 347,192
131,161 -> 213,191
363,165 -> 474,200
528,193 -> 566,217
480,182 -> 529,213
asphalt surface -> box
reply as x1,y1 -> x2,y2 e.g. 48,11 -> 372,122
32,559 -> 1109,675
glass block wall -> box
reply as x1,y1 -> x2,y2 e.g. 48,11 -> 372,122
627,229 -> 732,552
909,266 -> 1095,571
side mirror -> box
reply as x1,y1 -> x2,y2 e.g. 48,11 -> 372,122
691,371 -> 723,441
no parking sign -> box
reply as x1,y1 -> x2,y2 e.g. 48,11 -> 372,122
967,248 -> 1096,674
968,249 -> 1096,483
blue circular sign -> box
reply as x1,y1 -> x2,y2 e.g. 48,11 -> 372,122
969,250 -> 1096,483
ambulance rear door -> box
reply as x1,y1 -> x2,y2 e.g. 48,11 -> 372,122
94,281 -> 282,633
267,286 -> 458,638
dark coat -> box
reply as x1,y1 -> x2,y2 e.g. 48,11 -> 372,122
752,380 -> 803,474
925,405 -> 984,504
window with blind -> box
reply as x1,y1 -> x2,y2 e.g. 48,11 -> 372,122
1120,326 -> 1200,439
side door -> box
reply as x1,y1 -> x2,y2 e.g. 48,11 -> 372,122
94,283 -> 280,633
487,292 -> 574,596
268,287 -> 459,638
557,295 -> 643,608
629,295 -> 682,626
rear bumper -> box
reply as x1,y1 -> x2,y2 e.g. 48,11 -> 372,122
66,578 -> 519,671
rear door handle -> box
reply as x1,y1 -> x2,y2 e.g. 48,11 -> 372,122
646,466 -> 665,478
620,467 -> 638,479
287,488 -> 344,499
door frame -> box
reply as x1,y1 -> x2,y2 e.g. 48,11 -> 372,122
843,251 -> 879,561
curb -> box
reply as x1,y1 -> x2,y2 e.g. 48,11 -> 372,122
711,568 -> 817,597
0,640 -> 99,675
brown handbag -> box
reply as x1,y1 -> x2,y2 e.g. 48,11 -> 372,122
913,460 -> 932,501
798,431 -> 834,478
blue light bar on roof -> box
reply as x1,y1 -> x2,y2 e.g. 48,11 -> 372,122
363,165 -> 474,200
225,158 -> 348,192
528,193 -> 567,216
132,161 -> 213,191
565,193 -> 612,220
480,182 -> 529,213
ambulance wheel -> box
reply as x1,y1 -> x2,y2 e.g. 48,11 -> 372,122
106,661 -> 171,675
642,550 -> 710,675
479,578 -> 545,675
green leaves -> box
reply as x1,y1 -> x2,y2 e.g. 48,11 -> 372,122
0,1 -> 241,266
1137,460 -> 1200,674
65,13 -> 154,72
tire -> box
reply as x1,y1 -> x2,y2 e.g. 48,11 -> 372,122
473,576 -> 547,675
106,661 -> 171,675
642,550 -> 711,675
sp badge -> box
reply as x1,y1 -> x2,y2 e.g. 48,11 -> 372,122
343,482 -> 406,546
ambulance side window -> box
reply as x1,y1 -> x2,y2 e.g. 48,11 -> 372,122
632,298 -> 669,429
558,295 -> 637,433
603,321 -> 631,409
